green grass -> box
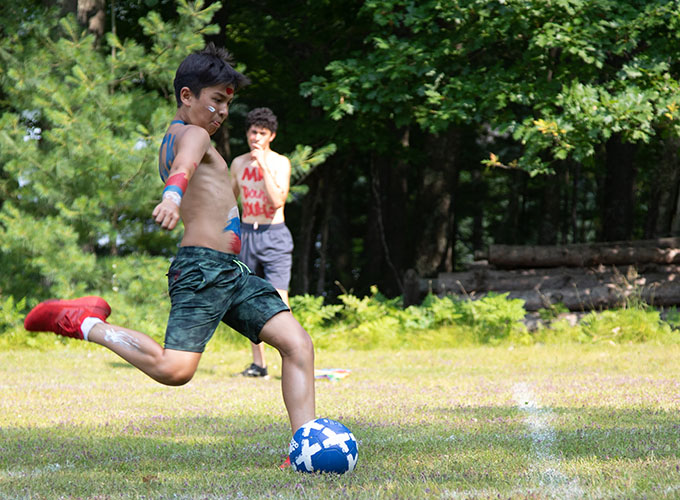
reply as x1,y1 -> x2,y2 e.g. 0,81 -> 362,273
1,342 -> 680,499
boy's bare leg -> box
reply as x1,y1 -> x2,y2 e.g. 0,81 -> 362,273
247,288 -> 289,371
258,311 -> 315,433
250,288 -> 290,368
276,289 -> 290,307
88,323 -> 201,386
250,341 -> 267,368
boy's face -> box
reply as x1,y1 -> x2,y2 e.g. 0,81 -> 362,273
181,83 -> 234,135
247,125 -> 275,151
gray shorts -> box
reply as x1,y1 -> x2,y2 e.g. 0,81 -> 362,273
164,246 -> 290,353
239,222 -> 293,291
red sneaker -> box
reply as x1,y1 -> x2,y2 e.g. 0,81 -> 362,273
24,296 -> 111,339
279,456 -> 291,470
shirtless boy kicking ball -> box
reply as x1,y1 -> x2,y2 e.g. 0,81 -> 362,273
23,44 -> 315,461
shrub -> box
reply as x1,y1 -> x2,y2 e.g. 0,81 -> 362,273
579,308 -> 677,344
289,294 -> 343,334
6,274 -> 680,350
457,292 -> 530,344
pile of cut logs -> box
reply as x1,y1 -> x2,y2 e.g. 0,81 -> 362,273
403,238 -> 680,311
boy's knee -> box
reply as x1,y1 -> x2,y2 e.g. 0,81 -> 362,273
289,330 -> 314,358
163,371 -> 194,386
155,363 -> 196,386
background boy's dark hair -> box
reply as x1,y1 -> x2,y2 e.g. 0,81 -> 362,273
245,107 -> 278,133
173,42 -> 250,107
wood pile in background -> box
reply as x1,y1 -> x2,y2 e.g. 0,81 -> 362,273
403,238 -> 680,311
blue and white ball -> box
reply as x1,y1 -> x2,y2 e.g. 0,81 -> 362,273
288,418 -> 358,474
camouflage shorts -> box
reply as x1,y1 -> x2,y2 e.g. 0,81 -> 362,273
164,246 -> 289,353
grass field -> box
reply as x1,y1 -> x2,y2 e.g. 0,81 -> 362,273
1,341 -> 680,499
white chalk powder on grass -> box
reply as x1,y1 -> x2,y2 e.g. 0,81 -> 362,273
513,382 -> 583,499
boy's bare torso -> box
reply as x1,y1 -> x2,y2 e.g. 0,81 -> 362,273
231,151 -> 288,225
159,122 -> 241,254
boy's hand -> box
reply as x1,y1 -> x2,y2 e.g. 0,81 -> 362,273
250,144 -> 265,174
152,199 -> 181,230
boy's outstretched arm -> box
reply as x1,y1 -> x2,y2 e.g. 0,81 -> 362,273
152,127 -> 211,230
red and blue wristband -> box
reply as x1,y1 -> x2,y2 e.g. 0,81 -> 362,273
162,173 -> 188,206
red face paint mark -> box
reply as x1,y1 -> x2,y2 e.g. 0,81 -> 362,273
226,87 -> 234,95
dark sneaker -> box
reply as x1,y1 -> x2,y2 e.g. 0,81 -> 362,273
240,363 -> 269,378
24,296 -> 111,340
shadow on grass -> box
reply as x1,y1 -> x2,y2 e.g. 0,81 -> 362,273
108,361 -> 135,369
2,406 -> 679,497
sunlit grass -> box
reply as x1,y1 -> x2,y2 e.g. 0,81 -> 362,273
2,343 -> 680,498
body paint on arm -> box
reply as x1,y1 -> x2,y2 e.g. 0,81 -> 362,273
104,328 -> 141,352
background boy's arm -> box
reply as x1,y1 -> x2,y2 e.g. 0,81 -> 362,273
152,127 -> 210,230
252,148 -> 291,209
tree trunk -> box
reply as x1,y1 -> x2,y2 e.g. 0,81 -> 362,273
569,161 -> 580,242
364,155 -> 384,293
507,283 -> 680,311
411,264 -> 680,311
500,170 -> 525,244
650,136 -> 680,237
538,162 -> 567,245
77,0 -> 106,38
58,0 -> 78,16
414,128 -> 460,275
672,189 -> 680,235
435,264 -> 679,293
601,133 -> 637,241
295,174 -> 322,294
477,237 -> 680,268
382,127 -> 411,293
315,174 -> 333,296
369,154 -> 403,295
471,166 -> 484,253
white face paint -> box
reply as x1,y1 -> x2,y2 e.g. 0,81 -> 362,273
207,105 -> 216,112
104,328 -> 141,352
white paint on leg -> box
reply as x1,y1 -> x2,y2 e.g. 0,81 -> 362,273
103,328 -> 141,352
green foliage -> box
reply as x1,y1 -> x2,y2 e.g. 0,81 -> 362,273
0,296 -> 25,332
419,294 -> 462,326
108,0 -> 224,99
287,142 -> 337,201
0,203 -> 99,300
97,254 -> 170,305
537,302 -> 570,322
0,2 -> 222,254
288,294 -> 343,334
579,308 -> 675,344
302,0 -> 680,173
5,272 -> 680,350
531,306 -> 680,345
288,287 -> 529,350
0,1 -> 225,302
0,1 -> 348,305
458,292 -> 530,344
664,307 -> 680,329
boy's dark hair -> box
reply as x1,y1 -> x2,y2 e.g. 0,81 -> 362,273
245,107 -> 278,133
173,43 -> 250,107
